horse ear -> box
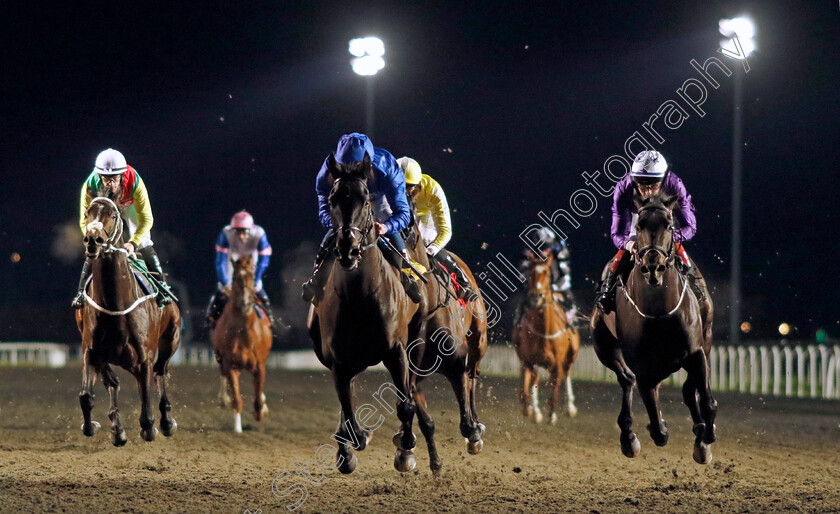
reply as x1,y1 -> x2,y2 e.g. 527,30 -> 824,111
326,152 -> 342,184
662,194 -> 679,211
632,188 -> 645,209
361,152 -> 374,181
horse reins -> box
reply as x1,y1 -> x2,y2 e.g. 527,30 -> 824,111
82,197 -> 157,315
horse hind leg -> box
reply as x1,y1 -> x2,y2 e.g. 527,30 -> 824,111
101,365 -> 127,446
331,365 -> 368,475
467,368 -> 485,454
154,366 -> 177,437
414,388 -> 443,474
79,356 -> 100,437
639,383 -> 669,447
253,363 -> 268,422
446,367 -> 484,454
382,344 -> 417,473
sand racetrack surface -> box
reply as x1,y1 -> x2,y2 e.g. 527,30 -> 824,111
0,364 -> 838,512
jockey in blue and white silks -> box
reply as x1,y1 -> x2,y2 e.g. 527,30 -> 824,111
206,211 -> 274,328
596,150 -> 705,313
301,132 -> 421,304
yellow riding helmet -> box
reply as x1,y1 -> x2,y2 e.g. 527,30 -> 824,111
397,156 -> 422,185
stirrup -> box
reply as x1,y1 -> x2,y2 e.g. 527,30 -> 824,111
301,275 -> 323,303
71,292 -> 86,309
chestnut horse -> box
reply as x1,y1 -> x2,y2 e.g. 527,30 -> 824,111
76,197 -> 181,445
307,153 -> 422,474
211,255 -> 272,433
591,193 -> 716,463
402,190 -> 488,472
512,250 -> 579,424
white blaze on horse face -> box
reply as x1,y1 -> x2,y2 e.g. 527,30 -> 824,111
85,220 -> 104,235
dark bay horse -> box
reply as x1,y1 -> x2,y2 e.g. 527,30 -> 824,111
76,197 -> 181,445
212,255 -> 272,433
513,250 -> 579,424
402,192 -> 488,472
307,152 -> 422,474
591,193 -> 716,463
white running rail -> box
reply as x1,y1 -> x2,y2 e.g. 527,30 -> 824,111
0,343 -> 70,368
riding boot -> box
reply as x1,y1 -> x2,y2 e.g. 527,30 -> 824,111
596,269 -> 619,314
206,289 -> 228,330
441,252 -> 475,300
71,260 -> 92,309
255,288 -> 277,328
142,249 -> 173,307
301,241 -> 332,303
683,266 -> 707,303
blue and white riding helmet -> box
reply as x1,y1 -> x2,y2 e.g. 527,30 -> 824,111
630,150 -> 668,184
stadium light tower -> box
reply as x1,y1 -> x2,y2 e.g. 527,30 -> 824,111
349,37 -> 385,139
719,17 -> 755,345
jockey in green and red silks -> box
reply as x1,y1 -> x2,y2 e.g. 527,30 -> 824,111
596,150 -> 705,314
300,132 -> 421,304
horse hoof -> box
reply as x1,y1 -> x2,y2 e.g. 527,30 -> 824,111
260,403 -> 269,416
693,442 -> 713,464
646,423 -> 669,447
533,411 -> 544,424
431,460 -> 443,475
141,426 -> 158,442
394,450 -> 416,473
161,419 -> 177,437
467,439 -> 484,455
550,413 -> 558,425
477,423 -> 486,438
110,428 -> 127,446
567,405 -> 578,418
337,452 -> 358,474
82,421 -> 100,437
621,434 -> 641,458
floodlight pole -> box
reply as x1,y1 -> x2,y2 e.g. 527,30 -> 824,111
729,66 -> 743,346
366,78 -> 375,140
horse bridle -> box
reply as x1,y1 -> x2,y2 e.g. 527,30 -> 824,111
85,197 -> 126,255
331,178 -> 378,260
635,204 -> 676,268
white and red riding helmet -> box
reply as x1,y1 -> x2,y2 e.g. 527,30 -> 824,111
230,211 -> 254,230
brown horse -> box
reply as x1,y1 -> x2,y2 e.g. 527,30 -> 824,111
402,192 -> 488,472
591,193 -> 716,463
307,152 -> 422,474
76,197 -> 181,445
512,250 -> 579,424
211,255 -> 272,433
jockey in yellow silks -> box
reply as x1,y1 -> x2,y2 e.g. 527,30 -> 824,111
397,157 -> 474,299
72,148 -> 173,308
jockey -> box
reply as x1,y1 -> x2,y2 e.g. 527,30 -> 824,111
396,156 -> 475,300
73,148 -> 173,308
596,150 -> 706,313
206,211 -> 273,329
513,227 -> 579,326
301,133 -> 422,304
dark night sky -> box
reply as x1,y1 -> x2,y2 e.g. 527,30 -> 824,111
1,0 -> 838,339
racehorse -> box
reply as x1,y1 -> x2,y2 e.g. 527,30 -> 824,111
512,250 -> 579,424
307,152 -> 422,474
211,255 -> 272,433
76,197 -> 181,445
591,192 -> 716,464
402,190 -> 488,472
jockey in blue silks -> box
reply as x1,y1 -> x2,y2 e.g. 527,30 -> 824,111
301,133 -> 421,304
596,150 -> 706,313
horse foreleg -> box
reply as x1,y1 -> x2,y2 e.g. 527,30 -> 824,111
136,363 -> 157,442
617,371 -> 639,458
639,383 -> 668,446
154,369 -> 177,437
446,369 -> 484,453
101,365 -> 127,446
681,375 -> 702,426
685,350 -> 717,464
520,365 -> 532,418
413,388 -> 443,473
332,365 -> 365,475
228,369 -> 243,433
253,363 -> 268,422
565,374 -> 578,417
79,355 -> 100,437
547,367 -> 561,425
468,370 -> 485,450
382,344 -> 417,473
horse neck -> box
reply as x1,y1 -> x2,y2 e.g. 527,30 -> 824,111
628,263 -> 681,313
89,253 -> 137,309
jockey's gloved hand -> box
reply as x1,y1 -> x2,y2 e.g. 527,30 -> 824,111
254,279 -> 263,292
217,282 -> 229,292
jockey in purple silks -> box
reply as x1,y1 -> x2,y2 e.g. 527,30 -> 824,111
596,150 -> 706,314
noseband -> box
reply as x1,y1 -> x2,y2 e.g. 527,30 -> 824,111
85,197 -> 126,255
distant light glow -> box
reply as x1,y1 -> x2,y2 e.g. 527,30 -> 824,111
778,323 -> 790,336
349,37 -> 385,76
740,321 -> 751,334
719,16 -> 756,59
10,252 -> 20,263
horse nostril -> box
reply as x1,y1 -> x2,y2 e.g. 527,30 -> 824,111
349,247 -> 361,257
657,265 -> 666,273
83,236 -> 89,244
95,237 -> 104,244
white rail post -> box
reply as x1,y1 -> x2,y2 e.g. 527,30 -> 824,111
728,346 -> 738,392
718,347 -> 728,390
709,349 -> 718,390
834,346 -> 840,399
794,346 -> 806,398
772,346 -> 782,396
819,345 -> 830,398
807,345 -> 819,398
748,346 -> 758,394
783,346 -> 794,397
738,347 -> 748,393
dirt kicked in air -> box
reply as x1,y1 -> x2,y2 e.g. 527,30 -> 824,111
0,365 -> 837,512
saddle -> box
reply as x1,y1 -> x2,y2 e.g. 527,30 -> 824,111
128,259 -> 159,297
